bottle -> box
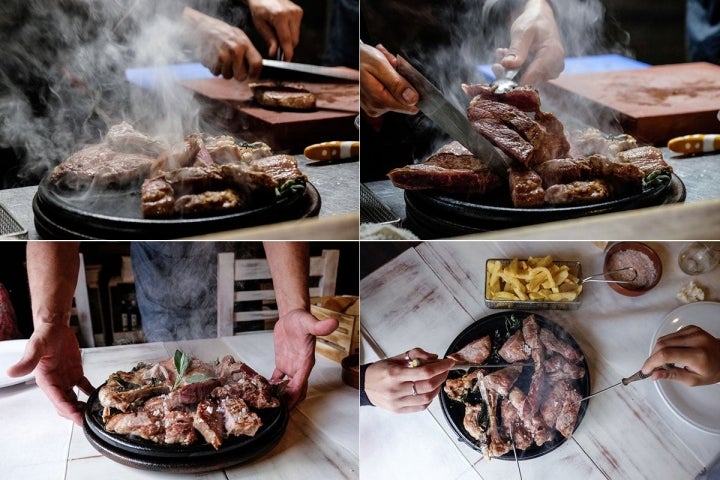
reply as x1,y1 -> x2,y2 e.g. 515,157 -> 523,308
130,297 -> 140,331
120,299 -> 130,332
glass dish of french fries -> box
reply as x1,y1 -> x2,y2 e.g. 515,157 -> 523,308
485,256 -> 583,310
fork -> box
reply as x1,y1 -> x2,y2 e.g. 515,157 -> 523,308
490,68 -> 519,94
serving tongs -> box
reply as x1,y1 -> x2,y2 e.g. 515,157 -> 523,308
490,68 -> 520,94
576,363 -> 673,403
580,267 -> 638,285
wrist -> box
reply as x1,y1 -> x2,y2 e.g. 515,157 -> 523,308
34,308 -> 72,327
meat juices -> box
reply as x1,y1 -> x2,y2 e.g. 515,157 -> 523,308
444,315 -> 586,458
98,354 -> 278,449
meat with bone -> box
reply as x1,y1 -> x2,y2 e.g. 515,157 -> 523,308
462,83 -> 542,112
448,335 -> 492,363
509,167 -> 545,208
544,179 -> 611,206
50,144 -> 155,190
387,141 -> 503,194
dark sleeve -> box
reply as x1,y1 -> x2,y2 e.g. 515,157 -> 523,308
359,363 -> 375,407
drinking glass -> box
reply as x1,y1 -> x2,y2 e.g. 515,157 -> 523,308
678,242 -> 720,275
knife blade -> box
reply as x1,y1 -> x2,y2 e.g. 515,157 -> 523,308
395,55 -> 512,178
576,363 -> 673,403
261,59 -> 359,82
667,134 -> 720,154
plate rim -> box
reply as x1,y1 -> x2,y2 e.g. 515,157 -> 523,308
651,301 -> 720,435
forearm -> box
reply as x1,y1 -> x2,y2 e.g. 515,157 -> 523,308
263,242 -> 310,315
26,242 -> 80,327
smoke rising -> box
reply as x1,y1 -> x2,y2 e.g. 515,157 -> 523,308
0,1 -> 246,186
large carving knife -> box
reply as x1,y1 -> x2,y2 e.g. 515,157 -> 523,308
395,55 -> 512,178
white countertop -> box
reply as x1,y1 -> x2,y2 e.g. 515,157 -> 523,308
359,241 -> 720,480
0,331 -> 358,479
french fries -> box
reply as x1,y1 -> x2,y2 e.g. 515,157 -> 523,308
485,256 -> 582,303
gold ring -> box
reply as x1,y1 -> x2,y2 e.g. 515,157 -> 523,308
411,382 -> 418,396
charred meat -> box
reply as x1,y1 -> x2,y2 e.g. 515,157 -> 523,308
98,352 -> 281,450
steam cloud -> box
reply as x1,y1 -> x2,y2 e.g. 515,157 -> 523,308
0,1 -> 247,186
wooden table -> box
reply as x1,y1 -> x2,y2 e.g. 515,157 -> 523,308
0,332 -> 358,479
359,241 -> 720,480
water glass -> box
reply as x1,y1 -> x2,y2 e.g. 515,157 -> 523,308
678,242 -> 720,275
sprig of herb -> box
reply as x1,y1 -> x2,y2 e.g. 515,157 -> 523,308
642,169 -> 671,190
275,179 -> 305,197
173,350 -> 191,390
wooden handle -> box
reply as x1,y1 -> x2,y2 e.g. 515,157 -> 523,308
667,134 -> 720,153
304,141 -> 359,160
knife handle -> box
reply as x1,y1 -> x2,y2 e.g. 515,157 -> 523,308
304,141 -> 359,160
667,134 -> 720,154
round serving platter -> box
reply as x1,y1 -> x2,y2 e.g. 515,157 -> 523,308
33,177 -> 320,239
83,384 -> 289,473
439,310 -> 590,460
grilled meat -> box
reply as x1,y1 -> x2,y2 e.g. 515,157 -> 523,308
105,121 -> 166,156
540,380 -> 582,439
462,83 -> 542,112
544,179 -> 611,205
448,335 -> 492,364
509,167 -> 545,207
50,144 -> 155,190
498,330 -> 530,363
387,141 -> 503,194
568,127 -> 638,158
250,82 -> 317,111
540,328 -> 584,363
250,154 -> 308,185
174,189 -> 244,216
97,353 -> 280,449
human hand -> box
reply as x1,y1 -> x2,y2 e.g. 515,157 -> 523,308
6,323 -> 94,425
360,43 -> 419,117
364,348 -> 454,413
492,0 -> 564,86
641,325 -> 720,386
247,0 -> 303,61
183,7 -> 263,81
271,308 -> 338,409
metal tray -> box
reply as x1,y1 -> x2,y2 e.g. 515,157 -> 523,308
484,259 -> 582,311
0,201 -> 27,239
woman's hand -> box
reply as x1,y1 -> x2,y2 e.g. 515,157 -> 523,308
642,325 -> 720,386
360,43 -> 419,117
364,348 -> 454,413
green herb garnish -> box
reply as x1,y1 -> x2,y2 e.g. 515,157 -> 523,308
642,169 -> 671,190
183,373 -> 214,384
173,350 -> 191,390
275,179 -> 305,197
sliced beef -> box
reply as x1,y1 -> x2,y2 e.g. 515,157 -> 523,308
509,167 -> 545,207
221,397 -> 263,437
543,353 -> 586,382
544,179 -> 611,205
498,330 -> 530,363
141,176 -> 175,218
204,136 -> 272,164
174,189 -> 244,216
568,127 -> 638,158
483,364 -> 523,397
462,83 -> 542,112
105,410 -> 165,443
194,399 -> 225,450
163,409 -> 198,445
250,82 -> 317,111
106,122 -> 166,156
534,157 -> 596,188
448,335 -> 492,364
540,380 -> 581,439
250,154 -> 307,185
468,97 -> 569,168
539,328 -> 584,363
50,144 -> 155,190
616,146 -> 672,176
500,395 -> 533,450
152,134 -> 203,174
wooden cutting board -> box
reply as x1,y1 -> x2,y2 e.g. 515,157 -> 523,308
542,62 -> 720,144
181,78 -> 358,151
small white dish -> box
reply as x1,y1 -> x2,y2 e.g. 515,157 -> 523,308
651,302 -> 720,434
0,339 -> 34,388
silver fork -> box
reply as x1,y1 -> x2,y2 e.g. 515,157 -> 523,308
490,68 -> 519,94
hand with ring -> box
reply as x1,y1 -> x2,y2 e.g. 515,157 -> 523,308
364,347 -> 455,413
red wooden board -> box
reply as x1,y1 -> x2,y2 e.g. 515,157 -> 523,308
182,78 -> 359,151
542,62 -> 720,144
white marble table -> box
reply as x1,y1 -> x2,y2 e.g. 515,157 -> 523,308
0,332 -> 358,479
360,241 -> 720,480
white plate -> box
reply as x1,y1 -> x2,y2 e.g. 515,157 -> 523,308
651,301 -> 720,434
0,339 -> 34,388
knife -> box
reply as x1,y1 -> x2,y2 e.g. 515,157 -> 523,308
576,363 -> 673,403
667,134 -> 720,154
261,59 -> 359,82
395,55 -> 512,178
304,141 -> 359,161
